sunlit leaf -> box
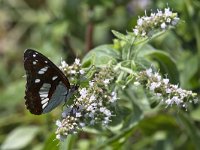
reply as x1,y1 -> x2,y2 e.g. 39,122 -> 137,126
82,45 -> 119,67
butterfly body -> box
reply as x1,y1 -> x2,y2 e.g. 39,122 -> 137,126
24,49 -> 77,115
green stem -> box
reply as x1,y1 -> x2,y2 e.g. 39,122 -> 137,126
127,37 -> 135,60
114,62 -> 137,76
96,114 -> 143,150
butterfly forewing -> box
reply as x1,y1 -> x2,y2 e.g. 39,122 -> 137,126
24,49 -> 71,115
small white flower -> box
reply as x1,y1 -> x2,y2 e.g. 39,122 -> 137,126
104,116 -> 110,121
76,112 -> 82,117
91,102 -> 97,107
56,134 -> 62,140
79,69 -> 85,74
187,91 -> 192,95
79,88 -> 87,98
156,93 -> 162,97
87,105 -> 93,111
143,16 -> 150,22
100,107 -> 106,112
103,120 -> 109,125
89,81 -> 94,87
56,120 -> 62,127
104,109 -> 111,117
181,90 -> 186,94
179,92 -> 186,99
61,61 -> 68,68
154,73 -> 161,81
103,117 -> 110,125
165,98 -> 173,106
62,112 -> 67,118
137,18 -> 143,26
141,31 -> 146,36
70,70 -> 76,74
157,10 -> 163,16
110,92 -> 117,103
103,79 -> 110,85
166,88 -> 171,93
149,82 -> 161,91
172,85 -> 178,90
75,58 -> 80,65
182,104 -> 187,108
166,18 -> 171,23
133,29 -> 139,35
79,122 -> 85,127
172,17 -> 179,25
98,101 -> 102,106
146,68 -> 152,77
164,8 -> 172,16
172,96 -> 182,105
111,91 -> 116,96
163,78 -> 169,85
165,96 -> 182,107
161,23 -> 166,29
89,95 -> 96,102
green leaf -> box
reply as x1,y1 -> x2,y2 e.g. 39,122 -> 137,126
82,45 -> 119,67
60,135 -> 77,150
179,54 -> 199,88
77,139 -> 90,150
1,126 -> 40,150
112,30 -> 128,42
109,106 -> 132,129
120,86 -> 144,129
191,106 -> 200,121
139,114 -> 178,136
0,80 -> 25,111
139,47 -> 179,84
177,112 -> 200,150
96,120 -> 139,150
43,133 -> 59,150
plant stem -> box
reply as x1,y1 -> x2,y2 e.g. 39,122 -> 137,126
127,37 -> 135,60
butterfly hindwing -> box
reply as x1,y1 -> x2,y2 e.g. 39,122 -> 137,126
24,49 -> 71,115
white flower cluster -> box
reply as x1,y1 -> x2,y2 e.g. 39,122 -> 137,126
55,67 -> 117,141
55,115 -> 80,141
59,58 -> 85,83
133,7 -> 180,37
135,68 -> 198,109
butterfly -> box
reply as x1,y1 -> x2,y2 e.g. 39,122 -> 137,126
24,49 -> 78,115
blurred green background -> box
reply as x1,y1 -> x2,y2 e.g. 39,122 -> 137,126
0,0 -> 200,149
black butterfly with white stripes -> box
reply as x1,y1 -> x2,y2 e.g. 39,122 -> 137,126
24,49 -> 78,115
